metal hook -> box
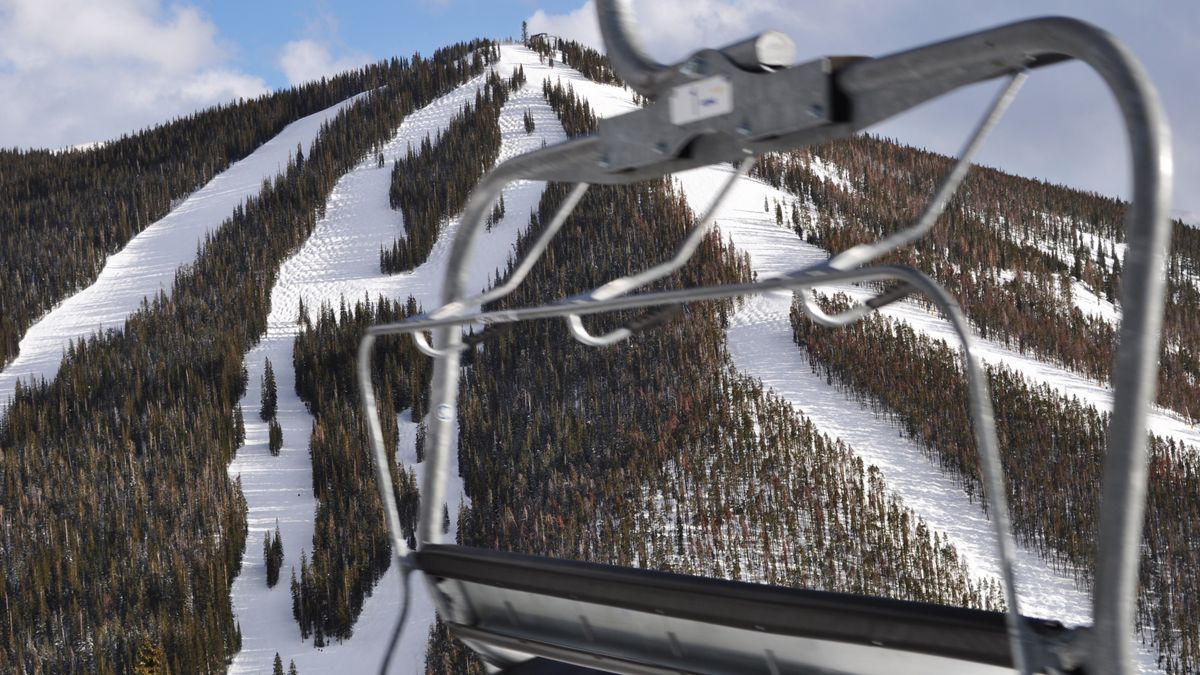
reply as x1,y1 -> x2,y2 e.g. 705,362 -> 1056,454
408,184 -> 591,358
800,72 -> 1026,329
564,157 -> 753,346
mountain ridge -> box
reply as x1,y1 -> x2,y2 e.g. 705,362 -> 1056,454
4,38 -> 1195,672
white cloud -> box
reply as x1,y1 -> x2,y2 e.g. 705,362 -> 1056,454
277,39 -> 372,87
528,0 -> 1200,218
0,0 -> 267,149
526,0 -> 865,66
527,1 -> 601,49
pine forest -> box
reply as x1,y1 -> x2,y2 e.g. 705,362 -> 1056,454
0,33 -> 1196,675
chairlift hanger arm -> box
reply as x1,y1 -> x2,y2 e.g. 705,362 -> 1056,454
511,16 -> 1158,190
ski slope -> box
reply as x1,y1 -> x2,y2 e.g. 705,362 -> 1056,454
675,165 -> 1164,672
226,45 -> 569,674
542,61 -> 1163,670
2,40 -> 1178,674
0,94 -> 364,411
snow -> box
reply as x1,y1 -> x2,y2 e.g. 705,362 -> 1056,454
1070,277 -> 1122,324
0,39 -> 1180,675
546,61 -> 1163,669
0,94 -> 366,411
670,162 -> 1163,672
226,45 -> 569,675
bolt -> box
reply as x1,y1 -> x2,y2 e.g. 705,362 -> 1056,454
808,103 -> 825,118
598,155 -> 611,169
682,55 -> 707,77
737,120 -> 753,136
655,141 -> 668,154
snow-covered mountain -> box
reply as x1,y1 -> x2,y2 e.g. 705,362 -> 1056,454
2,42 -> 1192,674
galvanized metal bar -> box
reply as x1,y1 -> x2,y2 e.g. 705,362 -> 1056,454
564,157 -> 753,346
828,72 -> 1027,272
594,0 -> 672,98
358,332 -> 410,561
409,182 -> 591,358
839,17 -> 1171,674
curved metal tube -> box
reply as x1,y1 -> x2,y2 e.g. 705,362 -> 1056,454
595,0 -> 672,97
357,333 -> 417,675
358,333 -> 411,562
842,19 -> 1171,675
565,157 -> 752,346
803,268 -> 1032,674
359,15 -> 1171,675
409,183 -> 592,358
802,71 -> 1025,330
828,72 -> 1026,272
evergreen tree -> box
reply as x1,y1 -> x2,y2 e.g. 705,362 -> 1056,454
271,522 -> 285,586
0,41 -> 493,674
133,638 -> 168,675
261,358 -> 278,421
234,404 -> 246,447
265,523 -> 284,588
269,417 -> 284,456
289,660 -> 300,675
263,533 -> 273,586
273,652 -> 285,675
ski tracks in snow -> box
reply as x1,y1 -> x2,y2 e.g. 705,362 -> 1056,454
528,60 -> 1164,671
0,95 -> 365,412
227,45 -> 570,674
673,163 -> 1163,672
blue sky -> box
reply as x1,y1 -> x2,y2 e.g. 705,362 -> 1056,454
0,0 -> 1195,220
192,1 -> 580,90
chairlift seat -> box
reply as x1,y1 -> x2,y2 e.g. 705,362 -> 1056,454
420,544 -> 1068,674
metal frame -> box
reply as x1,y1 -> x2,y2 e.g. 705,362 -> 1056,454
358,3 -> 1172,673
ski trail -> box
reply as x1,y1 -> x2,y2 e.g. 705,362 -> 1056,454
670,164 -> 1163,672
227,45 -> 568,675
481,54 -> 1170,673
0,94 -> 366,412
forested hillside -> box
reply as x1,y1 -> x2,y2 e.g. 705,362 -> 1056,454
793,295 -> 1200,672
1,35 -> 1195,675
381,61 -> 521,273
423,175 -> 1004,671
0,59 -> 421,371
754,141 -> 1199,421
0,41 -> 492,674
290,297 -> 427,644
419,43 -> 1196,672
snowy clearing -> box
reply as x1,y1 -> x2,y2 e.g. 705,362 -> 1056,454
517,56 -> 1165,673
226,45 -> 569,675
676,163 -> 1163,672
0,94 -> 365,411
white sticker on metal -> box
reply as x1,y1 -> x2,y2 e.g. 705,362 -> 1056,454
669,75 -> 734,126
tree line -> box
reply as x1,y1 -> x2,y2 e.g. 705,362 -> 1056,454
289,296 -> 429,643
0,39 -> 492,674
416,42 -> 1008,672
380,66 -> 525,273
792,295 -> 1200,673
753,138 -> 1199,422
423,168 -> 1003,670
0,56 -> 450,372
542,78 -> 597,137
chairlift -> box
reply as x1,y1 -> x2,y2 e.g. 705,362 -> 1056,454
358,1 -> 1173,672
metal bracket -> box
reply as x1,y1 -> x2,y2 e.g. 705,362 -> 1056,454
597,55 -> 835,173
